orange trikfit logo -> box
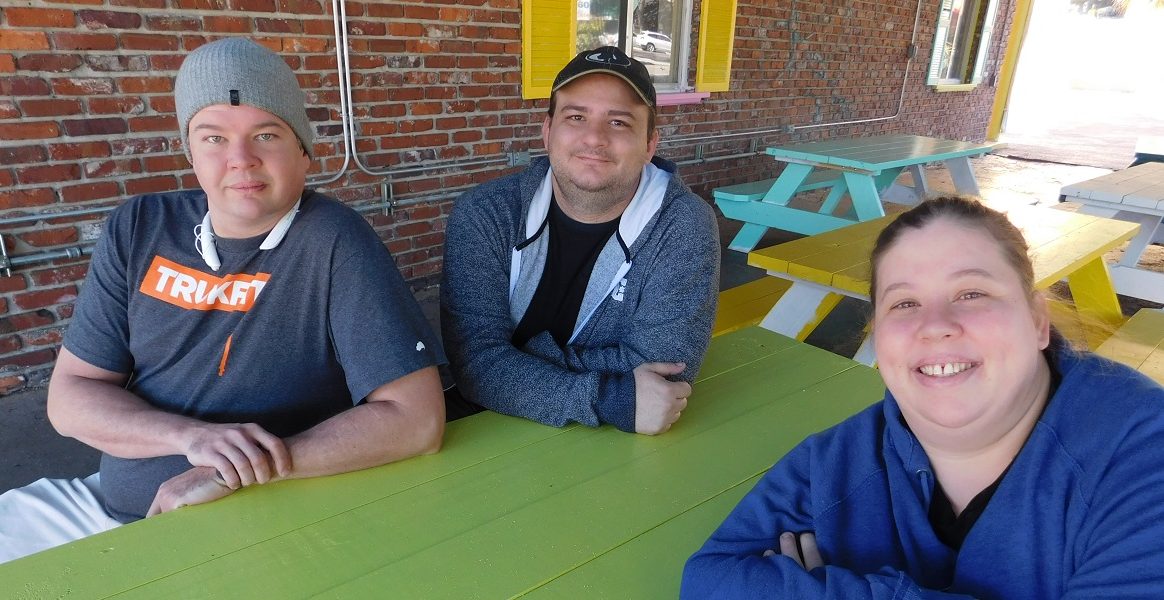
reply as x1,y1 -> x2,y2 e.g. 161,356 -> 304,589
139,256 -> 270,312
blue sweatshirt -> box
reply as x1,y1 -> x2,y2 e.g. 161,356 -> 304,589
682,345 -> 1164,599
441,156 -> 720,431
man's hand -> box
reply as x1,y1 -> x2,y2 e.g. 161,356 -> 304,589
147,466 -> 235,517
181,423 -> 291,489
633,362 -> 691,435
763,531 -> 824,571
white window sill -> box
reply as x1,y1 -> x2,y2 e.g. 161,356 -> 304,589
933,83 -> 979,93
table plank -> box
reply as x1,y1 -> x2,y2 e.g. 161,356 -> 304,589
766,135 -> 993,172
108,335 -> 872,599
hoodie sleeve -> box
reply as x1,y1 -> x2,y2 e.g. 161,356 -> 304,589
682,443 -> 975,600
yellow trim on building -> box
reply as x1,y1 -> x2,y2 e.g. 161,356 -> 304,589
522,0 -> 577,100
696,0 -> 738,92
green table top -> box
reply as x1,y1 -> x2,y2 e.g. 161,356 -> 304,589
765,134 -> 994,172
0,328 -> 885,599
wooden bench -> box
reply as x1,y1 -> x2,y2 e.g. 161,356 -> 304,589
712,170 -> 844,203
1095,308 -> 1164,385
713,277 -> 792,337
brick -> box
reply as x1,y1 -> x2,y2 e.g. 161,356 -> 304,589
30,265 -> 89,287
19,226 -> 79,248
3,349 -> 56,369
231,0 -> 276,11
48,141 -> 112,161
78,9 -> 143,29
52,77 -> 114,95
129,115 -> 177,132
117,77 -> 172,94
23,328 -> 64,347
0,145 -> 48,165
110,137 -> 167,155
0,309 -> 54,333
0,335 -> 21,355
112,0 -> 166,7
0,101 -> 17,119
15,53 -> 83,72
0,76 -> 51,96
13,286 -> 78,311
145,16 -> 201,31
0,375 -> 27,395
204,16 -> 251,33
84,159 -> 142,179
125,175 -> 177,195
4,7 -> 73,27
0,122 -> 61,141
62,117 -> 127,137
56,303 -> 74,319
16,164 -> 81,185
403,5 -> 439,19
282,37 -> 327,52
0,170 -> 12,187
121,33 -> 180,51
86,55 -> 149,72
0,276 -> 29,295
51,32 -> 118,51
0,54 -> 14,73
0,31 -> 50,51
143,154 -> 187,172
19,98 -> 83,117
150,96 -> 176,113
61,182 -> 120,203
89,96 -> 145,115
256,18 -> 301,33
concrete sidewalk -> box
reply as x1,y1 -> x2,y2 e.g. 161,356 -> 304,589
2,154 -> 1156,494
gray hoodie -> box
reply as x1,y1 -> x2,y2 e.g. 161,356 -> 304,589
441,156 -> 720,431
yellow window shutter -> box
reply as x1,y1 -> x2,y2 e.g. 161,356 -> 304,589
696,0 -> 738,92
522,0 -> 577,99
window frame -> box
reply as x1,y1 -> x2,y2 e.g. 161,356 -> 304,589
926,0 -> 1001,89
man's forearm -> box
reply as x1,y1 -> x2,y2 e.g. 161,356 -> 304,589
281,366 -> 444,480
48,363 -> 199,460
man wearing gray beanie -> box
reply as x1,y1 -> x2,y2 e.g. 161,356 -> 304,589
0,37 -> 446,563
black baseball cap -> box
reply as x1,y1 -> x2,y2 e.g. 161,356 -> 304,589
552,46 -> 656,109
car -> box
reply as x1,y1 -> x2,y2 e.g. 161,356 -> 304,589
633,30 -> 672,54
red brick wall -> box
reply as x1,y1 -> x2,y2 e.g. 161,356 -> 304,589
0,0 -> 1013,393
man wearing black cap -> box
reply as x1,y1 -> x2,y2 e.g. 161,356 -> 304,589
441,47 -> 720,434
0,38 -> 446,562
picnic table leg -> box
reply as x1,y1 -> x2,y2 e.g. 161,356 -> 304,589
841,172 -> 887,222
945,156 -> 981,196
1066,257 -> 1125,349
906,164 -> 930,201
819,179 -> 849,216
762,163 -> 813,206
758,280 -> 844,341
728,224 -> 770,253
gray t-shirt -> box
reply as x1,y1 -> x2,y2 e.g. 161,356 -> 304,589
64,190 -> 444,522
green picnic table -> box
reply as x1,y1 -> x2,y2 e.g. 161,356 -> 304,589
0,328 -> 885,599
715,134 -> 995,252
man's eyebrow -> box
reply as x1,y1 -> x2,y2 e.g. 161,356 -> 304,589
559,104 -> 639,120
191,120 -> 289,131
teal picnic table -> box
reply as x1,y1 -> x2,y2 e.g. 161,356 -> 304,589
0,328 -> 885,599
715,134 -> 995,252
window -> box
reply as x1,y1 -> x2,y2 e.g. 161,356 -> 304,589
927,0 -> 1001,88
576,0 -> 692,91
521,0 -> 738,99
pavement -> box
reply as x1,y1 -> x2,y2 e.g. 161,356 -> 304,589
1,152 -> 1158,494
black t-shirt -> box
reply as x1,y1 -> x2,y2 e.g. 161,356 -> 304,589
511,196 -> 620,348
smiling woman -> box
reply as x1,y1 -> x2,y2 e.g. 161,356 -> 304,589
682,196 -> 1164,599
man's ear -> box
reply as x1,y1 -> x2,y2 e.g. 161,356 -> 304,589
541,115 -> 552,149
1031,292 -> 1052,350
646,128 -> 660,161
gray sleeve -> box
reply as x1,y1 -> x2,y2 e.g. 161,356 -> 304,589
441,191 -> 610,428
62,204 -> 135,374
328,222 -> 445,403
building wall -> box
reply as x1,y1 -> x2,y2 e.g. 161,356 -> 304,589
0,0 -> 1013,393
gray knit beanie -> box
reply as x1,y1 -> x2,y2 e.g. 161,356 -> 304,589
175,38 -> 314,160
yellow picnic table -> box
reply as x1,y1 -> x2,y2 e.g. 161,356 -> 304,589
0,327 -> 885,599
748,203 -> 1140,364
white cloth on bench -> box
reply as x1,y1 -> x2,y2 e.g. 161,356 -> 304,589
0,473 -> 120,564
